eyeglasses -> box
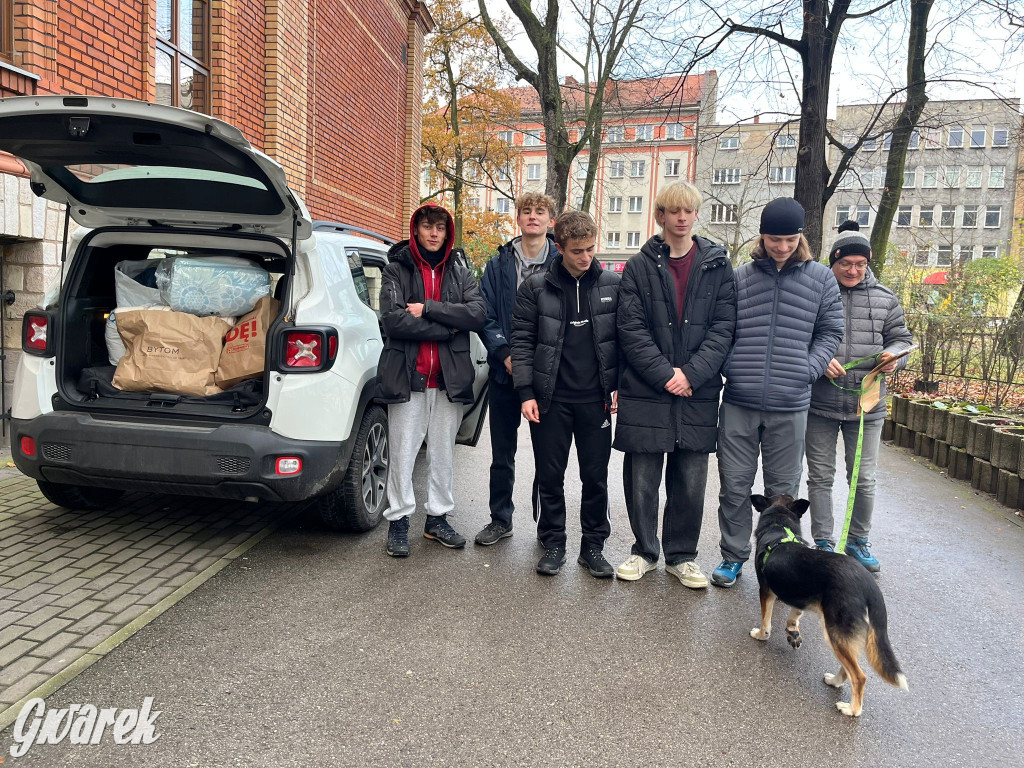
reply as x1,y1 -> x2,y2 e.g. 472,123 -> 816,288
836,260 -> 868,272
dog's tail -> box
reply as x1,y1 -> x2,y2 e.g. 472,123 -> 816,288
865,591 -> 908,690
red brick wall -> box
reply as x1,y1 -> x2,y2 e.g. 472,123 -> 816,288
54,0 -> 146,98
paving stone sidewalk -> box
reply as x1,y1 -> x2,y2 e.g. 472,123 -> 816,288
0,473 -> 299,724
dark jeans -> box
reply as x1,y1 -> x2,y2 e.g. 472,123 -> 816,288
530,399 -> 612,550
623,449 -> 709,565
487,377 -> 538,527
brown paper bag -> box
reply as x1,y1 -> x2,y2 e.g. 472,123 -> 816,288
113,309 -> 231,396
215,296 -> 279,388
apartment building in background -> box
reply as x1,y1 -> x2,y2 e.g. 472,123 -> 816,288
0,0 -> 433,411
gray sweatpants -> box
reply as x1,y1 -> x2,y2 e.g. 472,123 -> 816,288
805,413 -> 883,544
385,389 -> 462,522
716,401 -> 807,563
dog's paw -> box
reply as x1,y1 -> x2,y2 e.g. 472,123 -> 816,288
836,702 -> 861,717
786,628 -> 802,649
824,673 -> 845,688
750,627 -> 770,641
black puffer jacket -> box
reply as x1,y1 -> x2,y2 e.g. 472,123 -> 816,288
376,243 -> 485,404
614,236 -> 736,454
510,256 -> 619,413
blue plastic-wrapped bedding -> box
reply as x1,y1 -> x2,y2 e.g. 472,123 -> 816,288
156,256 -> 271,317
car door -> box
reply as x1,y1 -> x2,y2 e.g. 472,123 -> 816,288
358,249 -> 488,447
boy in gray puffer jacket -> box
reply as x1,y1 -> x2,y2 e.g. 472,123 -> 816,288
805,221 -> 913,572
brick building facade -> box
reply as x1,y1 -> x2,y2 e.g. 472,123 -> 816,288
0,0 -> 433,418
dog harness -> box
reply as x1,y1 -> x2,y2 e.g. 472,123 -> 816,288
760,526 -> 805,568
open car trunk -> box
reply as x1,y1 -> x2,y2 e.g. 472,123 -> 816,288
56,228 -> 292,422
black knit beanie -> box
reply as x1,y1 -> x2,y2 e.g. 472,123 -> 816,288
829,220 -> 872,265
759,198 -> 805,236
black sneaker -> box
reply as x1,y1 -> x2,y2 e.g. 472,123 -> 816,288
474,520 -> 513,546
423,514 -> 467,549
386,517 -> 410,558
577,547 -> 614,578
536,545 -> 566,575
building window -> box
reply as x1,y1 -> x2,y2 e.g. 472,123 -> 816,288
989,166 -> 1005,188
861,136 -> 877,151
921,167 -> 937,188
576,161 -> 589,179
627,231 -> 642,248
608,196 -> 623,213
496,198 -> 511,214
665,159 -> 680,177
858,167 -> 875,189
907,129 -> 920,150
936,245 -> 952,266
720,136 -> 739,150
606,126 -> 624,142
970,125 -> 986,148
919,207 -> 934,227
575,196 -> 585,211
947,126 -> 964,148
958,246 -> 973,264
523,131 -> 541,147
713,168 -> 742,184
468,197 -> 480,210
842,131 -> 858,148
896,206 -> 912,227
962,205 -> 978,228
882,132 -> 892,150
609,160 -> 624,178
944,166 -> 961,188
985,205 -> 1001,228
607,232 -> 621,248
635,125 -> 654,141
776,134 -> 797,148
966,166 -> 983,188
769,166 -> 796,183
981,245 -> 998,259
497,130 -> 514,143
940,205 -> 955,228
666,124 -> 687,140
993,125 -> 1009,147
156,0 -> 211,112
630,160 -> 646,178
903,168 -> 916,188
914,247 -> 931,266
527,163 -> 541,180
628,196 -> 643,213
855,205 -> 871,227
835,205 -> 851,226
923,127 -> 942,149
710,204 -> 738,224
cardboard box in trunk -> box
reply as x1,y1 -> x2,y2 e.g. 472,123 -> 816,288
215,296 -> 279,388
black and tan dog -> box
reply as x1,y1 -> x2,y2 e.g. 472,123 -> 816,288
749,494 -> 908,717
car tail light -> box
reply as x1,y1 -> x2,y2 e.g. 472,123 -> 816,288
274,326 -> 338,373
20,436 -> 36,457
276,457 -> 302,475
328,335 -> 338,360
23,312 -> 53,356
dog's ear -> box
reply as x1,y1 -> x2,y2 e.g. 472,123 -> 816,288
751,494 -> 771,513
790,498 -> 810,517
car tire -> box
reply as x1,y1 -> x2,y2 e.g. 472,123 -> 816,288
317,405 -> 389,532
37,481 -> 126,510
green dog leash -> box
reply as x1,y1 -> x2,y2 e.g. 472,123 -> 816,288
828,354 -> 884,553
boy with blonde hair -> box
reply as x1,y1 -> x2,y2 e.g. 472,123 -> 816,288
475,193 -> 558,545
614,181 -> 736,586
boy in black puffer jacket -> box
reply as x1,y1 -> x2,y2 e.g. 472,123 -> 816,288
510,210 -> 620,577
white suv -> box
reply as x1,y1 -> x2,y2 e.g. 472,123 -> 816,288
1,96 -> 488,531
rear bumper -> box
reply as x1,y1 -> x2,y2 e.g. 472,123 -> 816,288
11,413 -> 357,502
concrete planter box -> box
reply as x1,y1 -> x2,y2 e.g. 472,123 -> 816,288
990,427 -> 1024,473
908,400 -> 933,433
892,394 -> 910,426
914,432 -> 935,460
894,424 -> 915,449
966,417 -> 1024,463
996,470 -> 1024,510
948,447 -> 973,481
933,439 -> 950,468
882,418 -> 895,442
945,411 -> 972,449
925,407 -> 949,439
971,459 -> 997,494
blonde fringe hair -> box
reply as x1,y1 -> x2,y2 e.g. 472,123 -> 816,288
655,181 -> 703,214
553,210 -> 597,245
516,193 -> 557,217
751,234 -> 814,265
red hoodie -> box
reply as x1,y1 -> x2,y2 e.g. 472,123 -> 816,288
408,204 -> 455,389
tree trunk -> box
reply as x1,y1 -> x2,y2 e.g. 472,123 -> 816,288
870,0 -> 933,278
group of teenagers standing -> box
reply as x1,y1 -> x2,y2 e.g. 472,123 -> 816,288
374,183 -> 913,587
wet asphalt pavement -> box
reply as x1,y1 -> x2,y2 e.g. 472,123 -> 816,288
1,422 -> 1022,767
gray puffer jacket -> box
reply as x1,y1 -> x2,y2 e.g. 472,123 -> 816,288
809,269 -> 913,421
723,256 -> 844,412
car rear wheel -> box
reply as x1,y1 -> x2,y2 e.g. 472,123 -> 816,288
37,480 -> 126,510
317,405 -> 389,532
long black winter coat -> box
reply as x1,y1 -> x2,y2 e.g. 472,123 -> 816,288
510,256 -> 619,414
375,242 -> 485,405
614,236 -> 737,454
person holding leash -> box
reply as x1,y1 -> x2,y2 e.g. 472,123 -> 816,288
805,221 -> 913,572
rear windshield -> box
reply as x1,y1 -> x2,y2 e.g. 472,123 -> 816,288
66,164 -> 269,190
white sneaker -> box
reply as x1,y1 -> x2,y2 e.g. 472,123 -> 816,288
665,561 -> 708,589
615,554 -> 657,581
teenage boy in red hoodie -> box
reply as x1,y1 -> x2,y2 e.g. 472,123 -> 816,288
377,204 -> 486,557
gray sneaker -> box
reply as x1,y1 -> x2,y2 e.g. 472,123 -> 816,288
474,520 -> 513,546
423,514 -> 466,548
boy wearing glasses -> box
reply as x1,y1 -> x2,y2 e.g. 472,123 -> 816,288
804,220 -> 913,572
